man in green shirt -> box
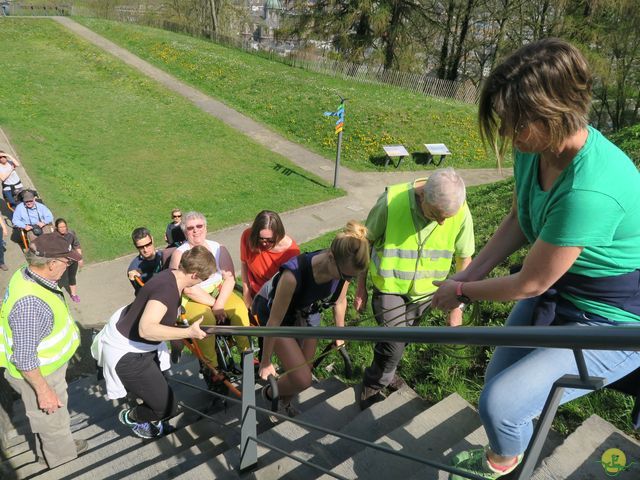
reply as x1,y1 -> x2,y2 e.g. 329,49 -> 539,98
356,168 -> 474,409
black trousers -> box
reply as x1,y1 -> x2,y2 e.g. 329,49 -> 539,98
115,351 -> 177,422
362,291 -> 430,390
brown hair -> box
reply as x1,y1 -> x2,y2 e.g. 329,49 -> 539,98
479,38 -> 592,164
330,221 -> 370,272
248,210 -> 286,251
179,245 -> 216,280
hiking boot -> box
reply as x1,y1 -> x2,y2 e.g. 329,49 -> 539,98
359,385 -> 385,410
131,420 -> 164,439
118,408 -> 136,427
387,374 -> 407,392
450,447 -> 523,479
75,439 -> 88,455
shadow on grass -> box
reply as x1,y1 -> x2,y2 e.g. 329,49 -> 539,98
273,163 -> 331,189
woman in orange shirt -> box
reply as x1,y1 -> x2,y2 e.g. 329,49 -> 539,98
240,211 -> 300,310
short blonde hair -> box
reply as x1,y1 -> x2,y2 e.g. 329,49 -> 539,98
330,221 -> 369,273
479,38 -> 592,164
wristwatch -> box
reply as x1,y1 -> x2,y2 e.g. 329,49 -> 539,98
455,282 -> 472,304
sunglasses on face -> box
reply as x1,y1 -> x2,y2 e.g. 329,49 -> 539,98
186,224 -> 204,232
335,260 -> 355,282
259,236 -> 276,245
173,214 -> 182,218
136,241 -> 153,250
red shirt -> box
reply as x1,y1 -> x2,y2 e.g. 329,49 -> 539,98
240,228 -> 300,296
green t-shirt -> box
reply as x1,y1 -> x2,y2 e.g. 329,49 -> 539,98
365,180 -> 475,300
515,126 -> 640,322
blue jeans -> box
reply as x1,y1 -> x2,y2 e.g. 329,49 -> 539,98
479,297 -> 640,457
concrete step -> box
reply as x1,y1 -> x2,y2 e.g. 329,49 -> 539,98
11,366 -> 214,479
171,377 -> 350,479
325,393 -> 481,479
253,385 -> 429,479
532,415 -> 640,479
4,356 -> 203,443
405,416 -> 562,479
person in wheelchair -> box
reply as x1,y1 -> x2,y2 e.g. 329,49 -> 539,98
12,190 -> 54,243
0,151 -> 24,209
254,221 -> 369,418
168,211 -> 251,392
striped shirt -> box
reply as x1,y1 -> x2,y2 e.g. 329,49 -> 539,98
8,269 -> 64,372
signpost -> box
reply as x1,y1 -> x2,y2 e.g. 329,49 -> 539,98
324,96 -> 347,188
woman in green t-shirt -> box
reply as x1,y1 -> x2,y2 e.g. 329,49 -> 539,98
432,38 -> 640,479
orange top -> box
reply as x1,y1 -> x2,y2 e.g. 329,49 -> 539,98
240,228 -> 300,296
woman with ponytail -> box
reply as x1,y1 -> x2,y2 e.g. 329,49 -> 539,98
253,221 -> 369,417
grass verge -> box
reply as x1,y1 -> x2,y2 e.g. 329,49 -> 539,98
0,18 -> 339,261
74,17 -> 506,171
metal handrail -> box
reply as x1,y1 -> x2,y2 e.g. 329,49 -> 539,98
203,324 -> 640,350
185,324 -> 640,479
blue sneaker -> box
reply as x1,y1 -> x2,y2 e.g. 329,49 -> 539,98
131,420 -> 164,439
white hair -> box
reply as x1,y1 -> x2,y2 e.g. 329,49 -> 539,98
422,168 -> 466,216
25,251 -> 56,267
181,211 -> 208,232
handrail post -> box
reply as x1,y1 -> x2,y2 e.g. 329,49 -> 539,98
239,349 -> 258,471
516,350 -> 605,480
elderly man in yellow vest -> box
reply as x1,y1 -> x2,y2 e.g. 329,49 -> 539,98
355,168 -> 474,409
0,233 -> 86,468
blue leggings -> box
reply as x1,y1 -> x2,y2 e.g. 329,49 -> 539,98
480,297 -> 640,456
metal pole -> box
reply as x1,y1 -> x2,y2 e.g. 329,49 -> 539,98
239,349 -> 258,471
333,129 -> 343,188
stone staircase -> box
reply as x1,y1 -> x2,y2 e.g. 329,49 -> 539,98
2,357 -> 640,479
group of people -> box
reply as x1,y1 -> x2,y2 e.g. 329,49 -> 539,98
0,150 -> 83,301
1,38 -> 639,479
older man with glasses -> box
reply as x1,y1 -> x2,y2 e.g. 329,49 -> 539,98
356,168 -> 475,410
0,233 -> 87,468
11,190 -> 55,242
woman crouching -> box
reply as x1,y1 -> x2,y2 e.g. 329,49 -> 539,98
92,246 -> 215,439
254,221 -> 369,417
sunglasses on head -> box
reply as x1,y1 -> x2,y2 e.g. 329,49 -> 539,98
186,224 -> 204,232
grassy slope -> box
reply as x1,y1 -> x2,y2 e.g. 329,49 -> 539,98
0,18 -> 338,261
75,18 -> 505,171
303,180 -> 635,438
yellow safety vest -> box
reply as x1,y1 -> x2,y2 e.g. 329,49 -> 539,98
369,181 -> 467,296
0,269 -> 80,379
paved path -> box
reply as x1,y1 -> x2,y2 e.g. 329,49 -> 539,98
0,17 -> 512,326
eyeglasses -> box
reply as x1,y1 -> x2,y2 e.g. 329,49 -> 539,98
186,224 -> 204,232
259,236 -> 276,245
172,214 -> 182,218
335,259 -> 355,282
55,258 -> 75,266
135,240 -> 153,250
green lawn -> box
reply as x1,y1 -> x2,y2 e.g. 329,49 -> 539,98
0,18 -> 339,261
74,18 -> 505,171
302,180 -> 637,439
